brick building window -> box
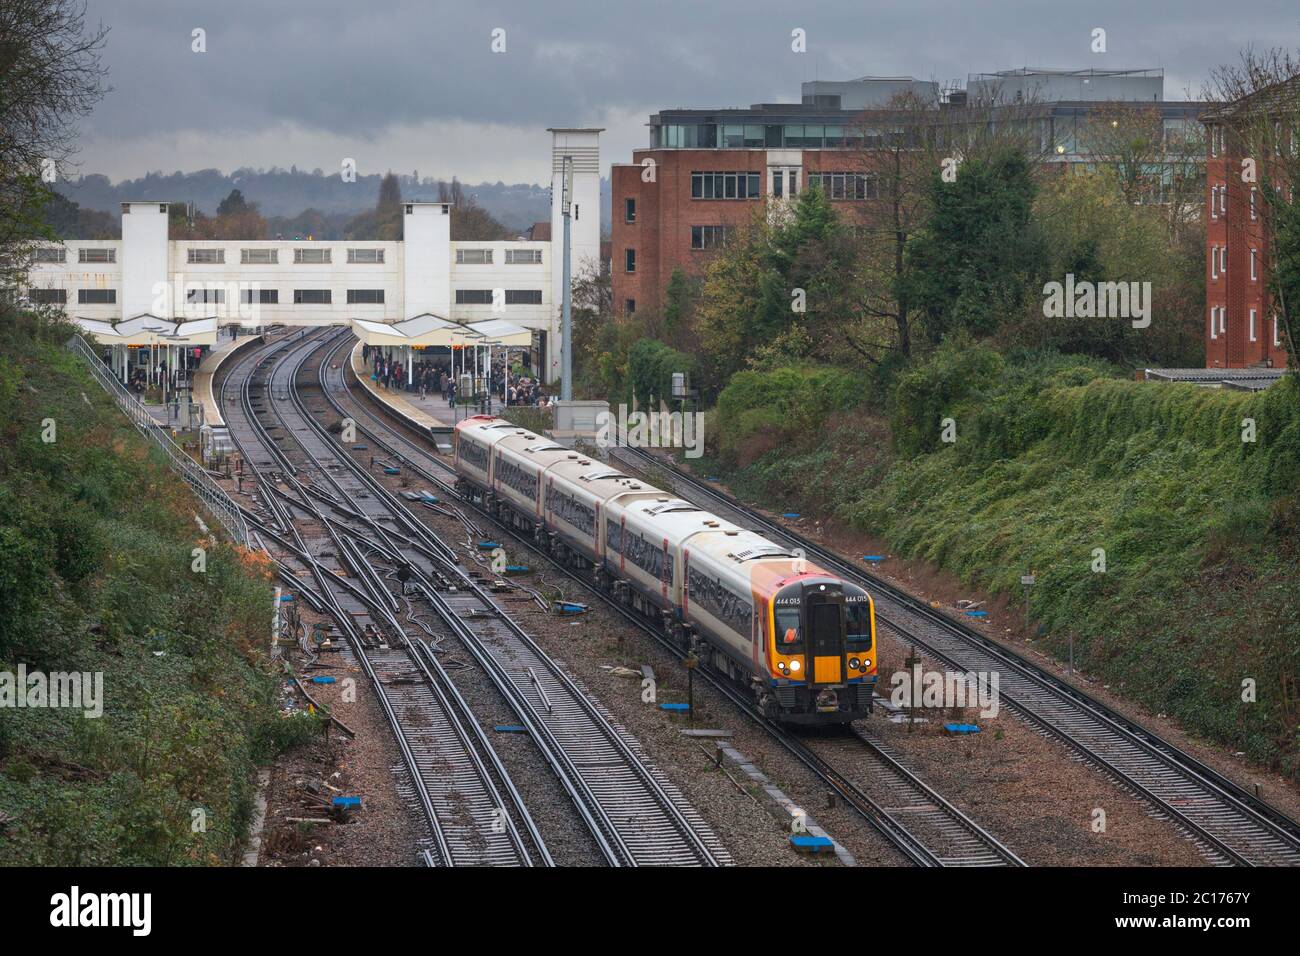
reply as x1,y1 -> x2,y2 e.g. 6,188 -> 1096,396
1250,187 -> 1257,220
1250,308 -> 1258,342
1251,248 -> 1257,281
691,171 -> 761,200
808,172 -> 878,200
625,298 -> 636,314
624,249 -> 636,273
1211,246 -> 1219,279
1220,246 -> 1228,274
1275,312 -> 1282,347
625,198 -> 636,223
691,225 -> 732,249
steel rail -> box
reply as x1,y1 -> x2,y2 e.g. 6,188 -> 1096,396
306,332 -> 728,866
615,444 -> 1300,867
218,333 -> 542,866
324,336 -> 1025,867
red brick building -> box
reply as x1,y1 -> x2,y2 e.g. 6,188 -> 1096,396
613,70 -> 1203,320
1203,108 -> 1291,369
613,148 -> 805,315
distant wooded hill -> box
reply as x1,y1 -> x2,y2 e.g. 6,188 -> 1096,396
52,168 -> 612,239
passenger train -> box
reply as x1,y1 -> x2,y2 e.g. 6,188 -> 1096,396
452,415 -> 877,725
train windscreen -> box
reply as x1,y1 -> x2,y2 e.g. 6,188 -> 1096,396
847,602 -> 872,651
775,604 -> 803,654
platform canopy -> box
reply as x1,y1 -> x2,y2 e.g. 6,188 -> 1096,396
463,318 -> 532,346
73,314 -> 220,346
350,313 -> 486,348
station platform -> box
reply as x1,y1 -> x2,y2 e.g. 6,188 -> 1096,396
347,341 -> 516,452
193,332 -> 262,427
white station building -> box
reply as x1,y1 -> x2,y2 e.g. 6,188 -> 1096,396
25,129 -> 604,385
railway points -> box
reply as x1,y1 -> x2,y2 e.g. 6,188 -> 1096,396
216,330 -> 729,867
317,330 -> 1025,867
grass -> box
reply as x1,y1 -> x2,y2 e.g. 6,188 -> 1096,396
0,308 -> 290,865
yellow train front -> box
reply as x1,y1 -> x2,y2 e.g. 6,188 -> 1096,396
759,574 -> 878,724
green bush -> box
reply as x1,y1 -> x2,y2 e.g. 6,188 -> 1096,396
714,365 -> 862,464
0,307 -> 284,865
627,338 -> 695,407
707,345 -> 1300,774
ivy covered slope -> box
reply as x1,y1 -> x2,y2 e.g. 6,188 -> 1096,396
0,309 -> 283,865
710,346 -> 1300,776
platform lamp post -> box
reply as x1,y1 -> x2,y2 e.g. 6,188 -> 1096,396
560,154 -> 574,402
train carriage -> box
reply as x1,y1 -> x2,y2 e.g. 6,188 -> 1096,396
604,496 -> 710,614
451,414 -> 877,724
490,432 -> 569,527
452,416 -> 519,488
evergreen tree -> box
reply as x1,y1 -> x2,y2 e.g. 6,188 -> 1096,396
902,148 -> 1045,344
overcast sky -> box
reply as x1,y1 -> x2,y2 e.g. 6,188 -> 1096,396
75,0 -> 1300,184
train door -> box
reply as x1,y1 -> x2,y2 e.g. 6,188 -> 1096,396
806,592 -> 845,685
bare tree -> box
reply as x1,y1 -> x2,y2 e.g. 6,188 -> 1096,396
1080,101 -> 1206,240
843,86 -> 1047,363
0,0 -> 109,288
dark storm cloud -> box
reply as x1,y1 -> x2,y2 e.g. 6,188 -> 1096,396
78,0 -> 1300,181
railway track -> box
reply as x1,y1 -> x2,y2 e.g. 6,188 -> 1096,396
321,335 -> 1024,867
241,330 -> 728,867
220,331 -> 547,866
611,443 -> 1300,867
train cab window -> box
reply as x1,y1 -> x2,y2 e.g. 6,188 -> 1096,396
775,605 -> 803,653
847,602 -> 872,651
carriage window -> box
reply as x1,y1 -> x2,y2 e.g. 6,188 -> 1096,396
775,605 -> 802,653
847,602 -> 872,651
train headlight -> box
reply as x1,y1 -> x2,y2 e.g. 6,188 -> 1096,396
862,659 -> 871,670
849,657 -> 860,670
790,660 -> 801,673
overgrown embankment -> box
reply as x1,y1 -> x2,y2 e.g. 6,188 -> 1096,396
708,347 -> 1300,775
0,309 -> 287,865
